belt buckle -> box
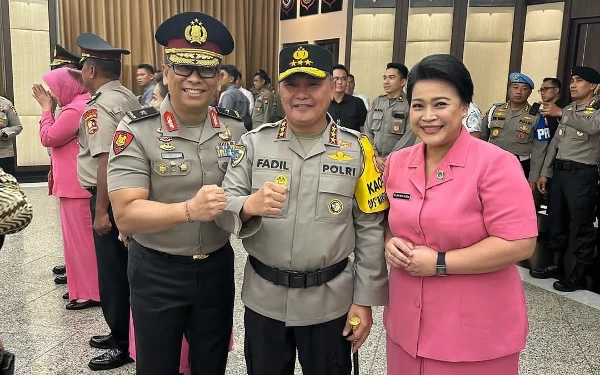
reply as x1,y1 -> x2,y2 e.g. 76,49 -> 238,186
192,254 -> 209,260
289,270 -> 307,288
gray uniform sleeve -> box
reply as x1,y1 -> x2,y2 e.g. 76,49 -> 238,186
107,121 -> 151,192
88,104 -> 118,157
364,109 -> 376,151
561,109 -> 600,134
352,150 -> 388,306
529,138 -> 548,182
216,134 -> 262,238
541,135 -> 559,178
2,100 -> 22,138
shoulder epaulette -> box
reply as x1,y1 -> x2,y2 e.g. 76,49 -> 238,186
215,106 -> 242,121
592,100 -> 600,110
250,121 -> 280,134
86,92 -> 102,104
126,107 -> 160,122
338,126 -> 362,139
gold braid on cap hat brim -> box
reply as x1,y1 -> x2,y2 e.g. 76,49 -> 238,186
165,48 -> 223,67
279,67 -> 327,82
50,58 -> 76,66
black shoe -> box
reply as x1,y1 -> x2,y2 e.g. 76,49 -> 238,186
88,348 -> 133,371
65,300 -> 100,310
52,265 -> 66,274
62,292 -> 69,300
89,334 -> 115,350
53,274 -> 67,285
553,276 -> 587,292
529,265 -> 562,279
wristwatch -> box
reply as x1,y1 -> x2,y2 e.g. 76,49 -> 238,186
436,252 -> 447,276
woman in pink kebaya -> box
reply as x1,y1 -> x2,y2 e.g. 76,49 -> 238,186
33,67 -> 100,310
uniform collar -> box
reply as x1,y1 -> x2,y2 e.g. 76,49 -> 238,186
96,80 -> 122,94
158,95 -> 229,144
407,127 -> 470,194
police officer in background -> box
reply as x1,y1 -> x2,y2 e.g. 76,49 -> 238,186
531,66 -> 600,292
365,62 -> 416,172
481,73 -> 549,190
217,44 -> 389,374
50,44 -> 81,70
76,32 -> 141,370
0,97 -> 22,177
251,69 -> 273,128
108,12 -> 246,375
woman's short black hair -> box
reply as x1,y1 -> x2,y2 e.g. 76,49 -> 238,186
406,54 -> 474,104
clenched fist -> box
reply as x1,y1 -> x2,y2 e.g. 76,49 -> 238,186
244,182 -> 288,217
187,185 -> 227,222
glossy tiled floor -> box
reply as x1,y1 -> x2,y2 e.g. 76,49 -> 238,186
1,186 -> 600,374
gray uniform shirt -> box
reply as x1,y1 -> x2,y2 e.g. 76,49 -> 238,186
108,95 -> 247,256
220,85 -> 250,118
365,94 -> 415,157
216,118 -> 389,326
0,97 -> 23,158
541,99 -> 600,178
481,102 -> 547,182
77,80 -> 141,187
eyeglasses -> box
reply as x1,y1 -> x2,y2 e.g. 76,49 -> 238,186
538,87 -> 558,93
168,64 -> 219,78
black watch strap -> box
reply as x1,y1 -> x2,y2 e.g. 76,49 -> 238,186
436,252 -> 447,276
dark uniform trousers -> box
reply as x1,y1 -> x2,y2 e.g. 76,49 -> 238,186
548,160 -> 598,266
89,193 -> 130,352
128,241 -> 234,375
244,307 -> 352,375
519,159 -> 531,180
0,157 -> 15,176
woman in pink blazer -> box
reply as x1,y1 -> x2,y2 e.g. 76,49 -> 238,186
33,67 -> 100,310
383,55 -> 537,374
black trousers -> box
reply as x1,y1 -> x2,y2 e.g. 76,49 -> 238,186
89,194 -> 130,351
129,241 -> 234,375
0,156 -> 15,176
244,307 -> 351,375
547,164 -> 598,265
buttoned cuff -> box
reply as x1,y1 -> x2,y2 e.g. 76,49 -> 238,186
353,286 -> 389,307
219,196 -> 262,238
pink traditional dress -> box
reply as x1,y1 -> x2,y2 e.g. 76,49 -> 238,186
384,128 -> 537,374
40,68 -> 99,302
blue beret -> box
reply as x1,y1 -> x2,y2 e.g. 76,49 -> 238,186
509,72 -> 534,89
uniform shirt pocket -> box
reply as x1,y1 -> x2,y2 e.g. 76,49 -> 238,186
514,122 -> 533,143
316,176 -> 355,223
370,111 -> 384,131
389,112 -> 407,135
251,170 -> 291,219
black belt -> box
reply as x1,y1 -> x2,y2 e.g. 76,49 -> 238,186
85,186 -> 97,195
249,255 -> 348,288
135,240 -> 227,263
554,159 -> 596,171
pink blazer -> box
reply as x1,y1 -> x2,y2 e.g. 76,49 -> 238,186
383,128 -> 538,362
40,104 -> 90,199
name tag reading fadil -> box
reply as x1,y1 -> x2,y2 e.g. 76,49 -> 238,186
393,192 -> 411,200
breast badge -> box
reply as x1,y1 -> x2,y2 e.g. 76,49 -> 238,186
112,131 -> 134,155
577,131 -> 584,137
159,143 -> 176,151
179,162 -> 189,172
231,144 -> 246,167
517,132 -> 526,140
274,175 -> 288,186
327,151 -> 353,161
218,127 -> 232,141
328,199 -> 343,215
157,163 -> 169,174
216,141 -> 236,158
340,140 -> 352,148
492,129 -> 499,137
436,170 -> 445,180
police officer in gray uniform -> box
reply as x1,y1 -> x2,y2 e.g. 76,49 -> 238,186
531,66 -> 600,292
365,62 -> 416,172
0,97 -> 22,176
76,32 -> 141,371
217,44 -> 389,375
481,73 -> 549,188
107,12 -> 246,375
